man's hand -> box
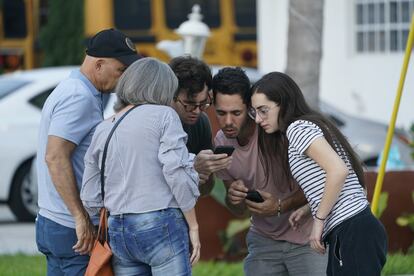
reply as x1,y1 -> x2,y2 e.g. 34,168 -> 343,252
245,190 -> 278,216
227,180 -> 248,205
194,149 -> 232,177
198,172 -> 210,185
72,211 -> 96,255
289,204 -> 311,230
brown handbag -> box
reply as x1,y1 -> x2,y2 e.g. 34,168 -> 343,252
85,105 -> 139,276
85,208 -> 113,276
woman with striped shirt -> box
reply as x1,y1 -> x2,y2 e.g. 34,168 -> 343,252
248,72 -> 387,275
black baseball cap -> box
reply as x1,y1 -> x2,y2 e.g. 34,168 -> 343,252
86,28 -> 142,66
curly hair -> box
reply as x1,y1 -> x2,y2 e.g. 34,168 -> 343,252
169,55 -> 212,99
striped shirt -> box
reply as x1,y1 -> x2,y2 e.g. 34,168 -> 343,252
286,120 -> 368,239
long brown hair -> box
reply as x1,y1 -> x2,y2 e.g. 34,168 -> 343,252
252,72 -> 366,188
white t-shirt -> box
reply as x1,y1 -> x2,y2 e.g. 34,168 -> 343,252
287,120 -> 368,239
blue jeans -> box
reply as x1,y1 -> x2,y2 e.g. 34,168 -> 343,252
35,214 -> 90,276
108,208 -> 191,276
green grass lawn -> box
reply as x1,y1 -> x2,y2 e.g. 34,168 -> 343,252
0,253 -> 413,275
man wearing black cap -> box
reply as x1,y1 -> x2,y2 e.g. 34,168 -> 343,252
36,28 -> 141,275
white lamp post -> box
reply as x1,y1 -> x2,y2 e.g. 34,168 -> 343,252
175,5 -> 210,59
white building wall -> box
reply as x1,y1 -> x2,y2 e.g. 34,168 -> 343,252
258,0 -> 289,73
259,0 -> 414,128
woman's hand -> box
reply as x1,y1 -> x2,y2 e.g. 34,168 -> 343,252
309,219 -> 326,254
289,204 -> 311,230
188,227 -> 201,266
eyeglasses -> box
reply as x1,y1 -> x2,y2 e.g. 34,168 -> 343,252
248,105 -> 278,120
175,98 -> 211,112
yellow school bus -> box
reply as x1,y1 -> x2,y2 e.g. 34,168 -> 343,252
0,0 -> 257,72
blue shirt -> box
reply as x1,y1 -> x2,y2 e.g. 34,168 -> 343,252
37,69 -> 107,228
81,105 -> 200,216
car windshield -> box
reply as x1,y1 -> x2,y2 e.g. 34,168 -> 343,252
0,79 -> 30,100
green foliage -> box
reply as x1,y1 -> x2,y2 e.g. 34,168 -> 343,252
211,178 -> 227,206
0,254 -> 46,275
38,0 -> 84,66
2,254 -> 414,275
382,252 -> 414,275
377,192 -> 389,219
219,218 -> 250,255
193,261 -> 243,276
396,191 -> 414,243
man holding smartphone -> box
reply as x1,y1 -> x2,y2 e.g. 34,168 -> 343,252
169,56 -> 232,195
212,67 -> 327,276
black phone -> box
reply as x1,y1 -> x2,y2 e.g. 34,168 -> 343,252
213,145 -> 235,156
245,190 -> 264,203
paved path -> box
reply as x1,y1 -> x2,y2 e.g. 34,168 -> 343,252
0,205 -> 38,255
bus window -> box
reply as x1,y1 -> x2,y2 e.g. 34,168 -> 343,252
114,0 -> 151,30
39,0 -> 49,27
164,0 -> 220,29
235,0 -> 256,28
2,0 -> 27,38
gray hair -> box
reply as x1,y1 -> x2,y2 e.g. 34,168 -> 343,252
114,57 -> 178,111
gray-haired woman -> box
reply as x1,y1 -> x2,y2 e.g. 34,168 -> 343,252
81,57 -> 201,275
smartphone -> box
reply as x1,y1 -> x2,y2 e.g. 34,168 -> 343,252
245,190 -> 264,203
213,145 -> 235,156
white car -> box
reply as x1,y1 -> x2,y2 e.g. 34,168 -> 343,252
0,66 -> 412,221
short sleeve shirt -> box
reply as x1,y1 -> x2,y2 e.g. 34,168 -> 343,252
287,120 -> 368,239
37,69 -> 107,228
214,126 -> 313,244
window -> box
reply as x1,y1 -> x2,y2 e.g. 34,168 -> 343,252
114,0 -> 151,30
29,89 -> 54,109
0,79 -> 29,100
2,0 -> 27,38
164,0 -> 220,29
355,0 -> 414,53
235,0 -> 256,28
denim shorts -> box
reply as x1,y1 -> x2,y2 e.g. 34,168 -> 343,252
35,214 -> 90,276
108,208 -> 191,276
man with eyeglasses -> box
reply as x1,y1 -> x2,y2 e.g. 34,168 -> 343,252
213,67 -> 327,276
169,56 -> 232,195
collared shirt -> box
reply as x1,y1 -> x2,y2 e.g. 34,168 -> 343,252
37,69 -> 108,228
81,105 -> 200,216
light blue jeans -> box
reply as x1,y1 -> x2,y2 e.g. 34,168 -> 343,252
244,230 -> 328,276
108,208 -> 191,276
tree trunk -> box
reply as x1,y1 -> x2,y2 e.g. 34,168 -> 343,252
286,0 -> 324,110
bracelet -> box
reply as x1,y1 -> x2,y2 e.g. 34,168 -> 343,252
315,214 -> 326,221
277,198 -> 282,217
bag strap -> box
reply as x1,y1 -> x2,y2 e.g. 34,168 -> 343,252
96,105 -> 139,243
100,105 -> 139,201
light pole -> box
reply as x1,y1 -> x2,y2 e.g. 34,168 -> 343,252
156,5 -> 210,59
175,4 -> 210,59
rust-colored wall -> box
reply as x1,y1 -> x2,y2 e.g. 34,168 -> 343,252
196,196 -> 237,260
365,171 -> 414,253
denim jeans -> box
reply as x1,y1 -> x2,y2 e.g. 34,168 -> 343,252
244,230 -> 328,276
108,208 -> 191,276
35,214 -> 90,276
